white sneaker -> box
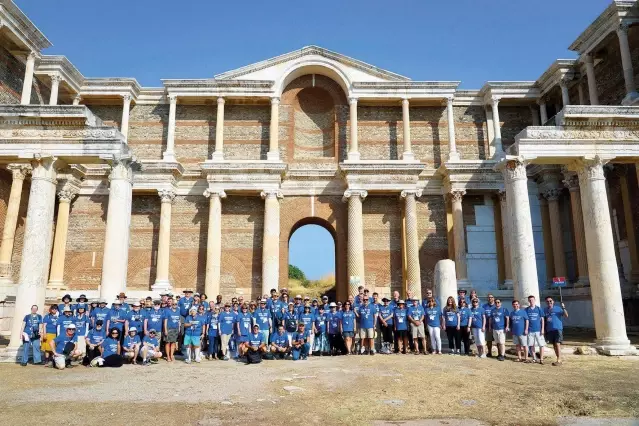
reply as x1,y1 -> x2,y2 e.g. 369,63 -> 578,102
185,359 -> 191,364
480,354 -> 486,359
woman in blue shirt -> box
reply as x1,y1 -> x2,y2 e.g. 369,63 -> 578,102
284,303 -> 298,343
41,305 -> 59,364
442,296 -> 461,354
425,298 -> 442,355
95,328 -> 123,368
458,299 -> 472,355
393,300 -> 408,354
206,307 -> 220,360
340,302 -> 356,354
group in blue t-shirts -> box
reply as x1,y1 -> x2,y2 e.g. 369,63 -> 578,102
17,289 -> 569,368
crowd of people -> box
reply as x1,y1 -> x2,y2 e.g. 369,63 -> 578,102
17,286 -> 569,369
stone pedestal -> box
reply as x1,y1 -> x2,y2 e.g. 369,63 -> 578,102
576,157 -> 636,355
343,189 -> 367,295
434,259 -> 457,310
402,190 -> 422,299
261,190 -> 282,296
204,189 -> 225,297
449,190 -> 469,289
47,186 -> 78,292
152,189 -> 175,292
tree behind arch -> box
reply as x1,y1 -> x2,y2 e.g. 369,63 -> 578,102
288,264 -> 307,281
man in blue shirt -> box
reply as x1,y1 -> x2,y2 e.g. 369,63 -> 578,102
270,324 -> 290,359
482,293 -> 497,357
106,301 -> 126,337
20,305 -> 43,366
408,298 -> 427,355
510,300 -> 529,362
91,299 -> 109,329
126,302 -> 144,336
52,323 -> 81,370
145,300 -> 165,342
86,320 -> 106,364
178,289 -> 194,317
394,300 -> 409,354
206,306 -> 220,360
141,329 -> 162,365
184,306 -> 204,363
218,303 -> 236,361
240,324 -> 266,363
163,298 -> 181,362
117,292 -> 130,314
525,295 -> 546,364
291,322 -> 310,360
325,303 -> 341,355
355,296 -> 376,356
491,299 -> 509,361
544,296 -> 568,366
253,299 -> 272,345
57,306 -> 76,335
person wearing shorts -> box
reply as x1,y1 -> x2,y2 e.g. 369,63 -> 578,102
490,299 -> 509,361
218,303 -> 236,361
544,297 -> 568,366
510,300 -> 529,362
393,300 -> 409,354
340,302 -> 356,354
408,298 -> 427,355
183,306 -> 204,363
468,298 -> 486,358
163,299 -> 181,362
482,294 -> 497,357
141,329 -> 162,365
525,295 -> 546,364
41,305 -> 59,365
355,296 -> 376,356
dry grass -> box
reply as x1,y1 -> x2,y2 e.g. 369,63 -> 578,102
287,274 -> 335,299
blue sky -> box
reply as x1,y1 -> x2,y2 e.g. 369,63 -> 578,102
16,0 -> 610,278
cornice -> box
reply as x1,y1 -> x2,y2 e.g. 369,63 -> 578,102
0,1 -> 51,52
35,55 -> 85,94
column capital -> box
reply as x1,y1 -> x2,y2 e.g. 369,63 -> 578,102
122,94 -> 132,103
562,173 -> 580,192
401,97 -> 410,106
448,189 -> 466,203
348,97 -> 358,105
57,187 -> 78,203
158,189 -> 176,203
497,189 -> 506,202
542,188 -> 563,201
217,96 -> 225,105
7,163 -> 31,181
574,156 -> 608,182
342,189 -> 367,202
204,188 -> 227,199
270,96 -> 280,105
400,189 -> 422,199
26,51 -> 37,61
490,95 -> 501,105
30,156 -> 59,184
108,158 -> 134,183
261,189 -> 283,200
502,158 -> 528,182
49,74 -> 62,84
446,96 -> 454,105
536,97 -> 546,106
617,21 -> 631,36
583,53 -> 594,64
167,93 -> 177,103
73,94 -> 82,105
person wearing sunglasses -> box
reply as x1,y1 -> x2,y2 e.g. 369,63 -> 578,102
482,294 -> 497,357
490,299 -> 509,361
340,302 -> 356,354
92,327 -> 123,368
544,296 -> 568,366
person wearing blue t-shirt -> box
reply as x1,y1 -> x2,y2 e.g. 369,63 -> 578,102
270,324 -> 290,359
482,294 -> 497,357
235,305 -> 253,357
325,303 -> 341,355
178,289 -> 194,317
20,305 -> 43,366
442,296 -> 461,354
491,299 -> 510,361
355,297 -> 376,356
57,306 -> 76,336
163,299 -> 181,362
57,294 -> 75,316
106,301 -> 126,336
510,300 -> 530,362
425,298 -> 442,354
42,305 -> 59,364
206,307 -> 220,360
544,296 -> 568,366
253,299 -> 272,344
393,300 -> 409,354
340,302 -> 356,354
525,295 -> 546,364
291,323 -> 310,360
184,306 -> 204,363
141,329 -> 162,365
90,300 -> 109,329
52,324 -> 81,369
458,299 -> 472,355
122,327 -> 141,364
378,298 -> 394,354
125,302 -> 143,337
299,305 -> 316,353
93,327 -> 123,368
240,324 -> 266,363
218,304 -> 236,361
407,298 -> 427,355
86,320 -> 106,363
312,307 -> 328,355
74,305 -> 90,359
468,298 -> 486,358
144,300 -> 165,341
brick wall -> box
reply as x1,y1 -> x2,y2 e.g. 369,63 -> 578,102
500,106 -> 533,151
593,27 -> 639,106
0,45 -> 49,104
417,196 -> 448,293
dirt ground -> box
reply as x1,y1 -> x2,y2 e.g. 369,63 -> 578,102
1,352 -> 638,426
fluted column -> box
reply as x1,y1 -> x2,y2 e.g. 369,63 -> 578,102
120,94 -> 131,139
446,96 -> 459,161
449,190 -> 469,288
8,157 -> 58,351
204,189 -> 226,297
498,190 -> 513,289
502,159 -> 540,303
343,189 -> 367,295
267,97 -> 280,161
212,97 -> 225,160
348,97 -> 360,161
490,96 -> 503,156
584,54 -> 599,105
538,99 -> 548,124
47,186 -> 78,291
49,75 -> 61,106
544,188 -> 568,279
163,94 -> 177,161
0,165 -> 30,286
100,160 -> 133,304
20,52 -> 36,105
617,23 -> 639,104
402,189 -> 422,299
559,79 -> 571,107
538,195 -> 555,286
563,173 -> 589,286
618,168 -> 639,284
261,189 -> 282,295
575,157 -> 634,354
152,189 -> 175,291
402,98 -> 414,161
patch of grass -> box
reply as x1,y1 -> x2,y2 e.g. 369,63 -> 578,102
287,274 -> 334,299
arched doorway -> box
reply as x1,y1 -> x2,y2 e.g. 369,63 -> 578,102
287,218 -> 337,300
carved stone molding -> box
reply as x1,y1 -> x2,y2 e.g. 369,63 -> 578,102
502,159 -> 528,182
158,189 -> 176,203
203,189 -> 227,199
261,189 -> 283,200
563,174 -> 580,192
342,189 -> 367,203
575,156 -> 607,182
57,187 -> 78,203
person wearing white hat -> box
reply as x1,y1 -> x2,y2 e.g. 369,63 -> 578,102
52,323 -> 82,369
90,299 -> 109,329
122,327 -> 141,364
57,306 -> 75,336
183,306 -> 204,363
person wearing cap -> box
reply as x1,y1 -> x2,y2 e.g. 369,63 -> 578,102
85,320 -> 106,364
325,302 -> 341,355
253,299 -> 272,346
393,300 -> 409,354
126,302 -> 144,337
93,328 -> 123,368
340,300 -> 356,354
270,324 -> 290,359
90,299 -> 109,329
19,305 -> 43,366
425,298 -> 443,355
299,304 -> 316,352
312,305 -> 328,355
57,294 -> 75,315
240,324 -> 266,363
117,292 -> 131,314
57,306 -> 76,336
267,292 -> 282,333
141,329 -> 162,365
106,300 -> 126,339
292,295 -> 303,317
378,298 -> 394,354
408,298 -> 427,355
205,305 -> 220,360
145,300 -> 164,342
122,327 -> 141,364
41,304 -> 59,365
218,303 -> 236,361
163,297 -> 182,362
321,295 -> 329,311
291,322 -> 310,361
178,290 -> 194,318
235,304 -> 252,357
183,306 -> 204,363
355,294 -> 376,356
457,289 -> 469,309
74,304 -> 90,358
52,323 -> 82,369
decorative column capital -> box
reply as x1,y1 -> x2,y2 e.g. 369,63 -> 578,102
217,97 -> 225,105
167,94 -> 177,104
342,189 -> 367,203
57,187 -> 78,203
270,96 -> 280,105
261,189 -> 283,200
448,189 -> 466,203
401,189 -> 422,199
401,98 -> 410,106
158,189 -> 176,204
583,53 -> 594,65
122,94 -> 132,103
348,97 -> 358,105
617,21 -> 631,36
542,188 -> 563,201
7,163 -> 31,181
574,156 -> 607,182
490,96 -> 501,106
30,156 -> 59,184
26,51 -> 37,62
497,189 -> 506,202
108,158 -> 134,183
502,158 -> 528,182
562,174 -> 580,192
49,74 -> 62,84
203,189 -> 227,199
73,94 -> 82,105
446,96 -> 454,106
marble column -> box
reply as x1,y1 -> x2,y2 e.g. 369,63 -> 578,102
49,75 -> 61,106
538,99 -> 548,124
100,160 -> 133,304
538,195 -> 555,286
584,54 -> 599,105
120,94 -> 131,139
8,157 -> 58,352
446,96 -> 459,161
343,189 -> 367,295
490,97 -> 503,156
204,189 -> 225,297
163,94 -> 177,161
578,82 -> 586,105
72,95 -> 81,106
20,52 -> 36,105
530,105 -> 540,126
152,189 -> 175,292
544,188 -> 568,280
47,186 -> 78,291
212,97 -> 225,160
402,98 -> 414,161
0,165 -> 30,286
604,175 -> 627,287
402,189 -> 422,299
559,79 -> 571,107
449,190 -> 469,288
575,157 -> 634,354
267,97 -> 280,161
563,173 -> 589,286
618,169 -> 639,283
348,97 -> 359,161
498,190 -> 513,289
502,159 -> 540,302
261,190 -> 282,296
616,23 -> 639,104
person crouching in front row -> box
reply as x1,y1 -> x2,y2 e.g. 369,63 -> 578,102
240,324 -> 267,363
270,324 -> 290,359
291,322 -> 310,360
